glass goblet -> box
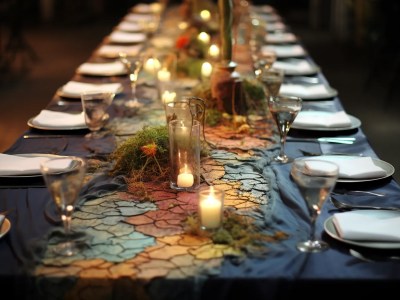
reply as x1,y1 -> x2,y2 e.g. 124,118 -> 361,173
258,67 -> 284,98
81,91 -> 115,139
40,156 -> 87,256
290,158 -> 339,252
118,51 -> 145,109
268,95 -> 302,163
253,49 -> 277,77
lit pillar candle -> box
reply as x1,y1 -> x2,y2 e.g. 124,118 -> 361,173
201,61 -> 213,78
157,67 -> 171,82
208,44 -> 220,60
198,32 -> 210,45
162,90 -> 176,104
198,187 -> 224,229
177,164 -> 194,188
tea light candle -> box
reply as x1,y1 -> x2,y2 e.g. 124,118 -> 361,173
201,61 -> 212,78
208,44 -> 220,60
157,67 -> 171,82
198,187 -> 224,229
198,32 -> 210,45
200,10 -> 211,22
161,90 -> 176,104
177,164 -> 194,188
144,57 -> 161,74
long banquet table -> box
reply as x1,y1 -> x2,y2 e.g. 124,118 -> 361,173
1,3 -> 400,300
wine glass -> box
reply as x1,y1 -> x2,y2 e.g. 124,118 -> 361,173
40,156 -> 87,256
290,158 -> 339,252
258,67 -> 284,98
253,49 -> 277,77
81,91 -> 115,139
268,95 -> 302,163
118,51 -> 145,109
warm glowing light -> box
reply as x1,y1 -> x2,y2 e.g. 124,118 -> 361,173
200,10 -> 211,22
198,32 -> 210,44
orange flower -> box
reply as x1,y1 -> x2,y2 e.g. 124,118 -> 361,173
141,142 -> 157,157
176,35 -> 190,49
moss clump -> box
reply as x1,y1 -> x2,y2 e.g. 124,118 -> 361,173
184,208 -> 288,256
110,125 -> 169,181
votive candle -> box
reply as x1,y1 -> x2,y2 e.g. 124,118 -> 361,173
157,67 -> 171,82
177,164 -> 194,188
198,187 -> 224,229
198,32 -> 210,45
201,61 -> 213,78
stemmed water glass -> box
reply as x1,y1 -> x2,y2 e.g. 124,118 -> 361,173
40,156 -> 87,256
118,51 -> 145,109
268,95 -> 302,163
290,158 -> 339,252
81,91 -> 115,139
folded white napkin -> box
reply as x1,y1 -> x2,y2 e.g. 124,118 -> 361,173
124,13 -> 156,22
77,61 -> 126,76
266,32 -> 297,43
262,45 -> 306,57
260,14 -> 281,22
272,59 -> 314,73
333,210 -> 400,242
60,81 -> 122,96
265,22 -> 286,31
108,31 -> 146,44
309,156 -> 387,179
0,154 -> 71,175
293,111 -> 352,128
132,3 -> 152,13
280,83 -> 331,97
116,21 -> 142,32
96,44 -> 142,58
32,110 -> 86,129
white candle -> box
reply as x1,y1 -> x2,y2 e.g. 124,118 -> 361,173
144,57 -> 161,74
162,90 -> 176,104
198,32 -> 210,44
157,67 -> 171,82
199,192 -> 222,229
208,44 -> 220,59
200,10 -> 211,22
201,62 -> 213,78
177,164 -> 194,188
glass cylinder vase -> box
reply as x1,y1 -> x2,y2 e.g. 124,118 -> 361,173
168,119 -> 201,191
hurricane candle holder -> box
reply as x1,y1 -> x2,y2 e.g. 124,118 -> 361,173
168,119 -> 201,191
198,186 -> 224,230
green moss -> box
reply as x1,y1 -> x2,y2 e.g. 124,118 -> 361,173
110,125 -> 169,179
183,208 -> 288,256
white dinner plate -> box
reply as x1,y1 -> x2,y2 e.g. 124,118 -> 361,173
291,114 -> 361,131
324,216 -> 400,249
27,116 -> 88,131
0,153 -> 68,178
335,157 -> 395,183
0,217 -> 11,239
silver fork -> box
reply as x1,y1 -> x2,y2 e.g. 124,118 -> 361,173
330,196 -> 400,211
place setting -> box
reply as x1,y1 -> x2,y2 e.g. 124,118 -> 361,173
76,60 -> 126,77
324,199 -> 400,250
290,110 -> 362,131
261,44 -> 307,58
56,81 -> 123,99
272,58 -> 320,76
279,81 -> 338,100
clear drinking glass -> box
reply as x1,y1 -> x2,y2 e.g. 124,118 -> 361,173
268,95 -> 302,163
40,157 -> 87,256
81,91 -> 115,139
291,158 -> 339,252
